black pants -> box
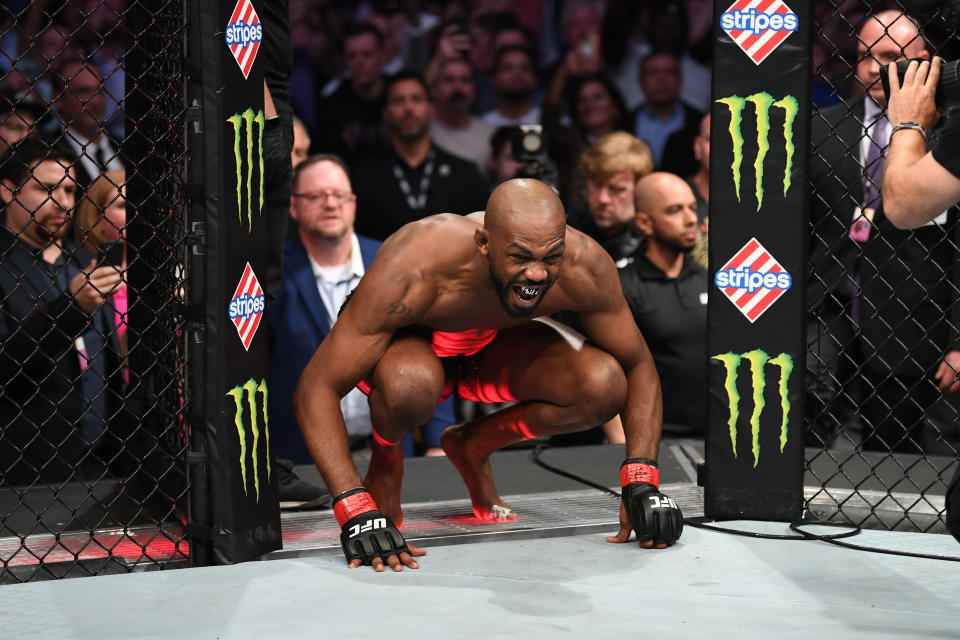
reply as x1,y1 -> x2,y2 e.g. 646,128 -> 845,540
805,306 -> 859,447
859,367 -> 939,454
947,464 -> 960,542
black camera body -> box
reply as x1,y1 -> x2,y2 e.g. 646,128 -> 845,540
97,239 -> 125,268
510,125 -> 544,165
507,124 -> 558,188
881,58 -> 960,109
509,124 -> 546,180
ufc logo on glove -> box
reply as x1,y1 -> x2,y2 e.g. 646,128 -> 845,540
349,517 -> 387,538
649,496 -> 679,510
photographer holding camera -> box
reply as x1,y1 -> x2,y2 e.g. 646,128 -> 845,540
884,54 -> 960,544
806,10 -> 960,457
883,56 -> 960,228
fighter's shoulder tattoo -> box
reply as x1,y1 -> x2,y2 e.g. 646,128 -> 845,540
386,301 -> 418,322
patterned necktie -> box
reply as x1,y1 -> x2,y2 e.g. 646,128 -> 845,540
863,117 -> 889,208
851,116 -> 889,326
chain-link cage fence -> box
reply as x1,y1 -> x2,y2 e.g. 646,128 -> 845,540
0,0 -> 190,582
806,0 -> 960,532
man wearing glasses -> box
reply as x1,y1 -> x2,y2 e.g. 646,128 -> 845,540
269,155 -> 454,472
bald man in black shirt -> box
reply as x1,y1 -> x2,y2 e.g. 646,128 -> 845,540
618,172 -> 707,433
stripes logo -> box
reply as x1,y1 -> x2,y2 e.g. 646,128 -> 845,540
228,262 -> 265,350
720,0 -> 798,65
714,238 -> 792,323
225,0 -> 262,80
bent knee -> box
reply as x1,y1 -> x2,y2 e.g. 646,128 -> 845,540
573,351 -> 627,424
374,366 -> 445,427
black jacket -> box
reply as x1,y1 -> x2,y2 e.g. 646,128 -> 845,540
809,99 -> 960,377
351,145 -> 489,241
566,211 -> 644,265
0,229 -> 125,483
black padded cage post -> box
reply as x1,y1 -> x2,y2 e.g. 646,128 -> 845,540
704,0 -> 812,520
187,0 -> 280,564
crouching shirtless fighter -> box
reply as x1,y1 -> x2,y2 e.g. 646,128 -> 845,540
294,179 -> 683,571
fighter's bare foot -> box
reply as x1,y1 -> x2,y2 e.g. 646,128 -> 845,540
441,424 -> 517,521
364,441 -> 405,527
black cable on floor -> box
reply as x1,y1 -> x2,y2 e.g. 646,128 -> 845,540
683,517 -> 830,540
529,443 -> 960,561
789,521 -> 960,562
530,443 -> 621,499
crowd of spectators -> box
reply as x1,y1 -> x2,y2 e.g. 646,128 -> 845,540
1,0 -> 959,498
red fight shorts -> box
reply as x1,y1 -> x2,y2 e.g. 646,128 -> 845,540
356,328 -> 518,403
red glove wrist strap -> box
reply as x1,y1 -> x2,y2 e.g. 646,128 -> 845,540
620,463 -> 659,489
333,488 -> 378,527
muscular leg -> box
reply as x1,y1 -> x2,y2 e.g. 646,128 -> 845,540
442,322 -> 627,520
365,330 -> 445,527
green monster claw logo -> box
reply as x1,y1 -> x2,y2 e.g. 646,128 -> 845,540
226,108 -> 265,232
226,378 -> 271,501
715,93 -> 797,211
712,350 -> 793,467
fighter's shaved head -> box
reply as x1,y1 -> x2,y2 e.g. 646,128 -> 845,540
477,179 -> 567,318
635,172 -> 689,214
633,171 -> 698,255
484,179 -> 565,236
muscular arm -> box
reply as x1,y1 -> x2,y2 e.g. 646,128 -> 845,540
572,243 -> 682,547
293,240 -> 432,496
883,141 -> 960,229
575,247 -> 663,460
883,57 -> 960,228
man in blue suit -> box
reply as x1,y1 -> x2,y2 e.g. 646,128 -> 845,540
269,154 -> 454,467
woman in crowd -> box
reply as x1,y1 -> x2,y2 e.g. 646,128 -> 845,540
74,169 -> 128,360
543,67 -> 631,213
570,74 -> 630,143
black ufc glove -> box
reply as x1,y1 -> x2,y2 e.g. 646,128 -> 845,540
620,458 -> 683,545
333,488 -> 409,565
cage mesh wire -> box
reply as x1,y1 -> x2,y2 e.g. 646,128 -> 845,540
0,0 -> 189,582
806,0 -> 960,533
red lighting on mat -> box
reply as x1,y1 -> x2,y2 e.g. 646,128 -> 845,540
2,533 -> 189,567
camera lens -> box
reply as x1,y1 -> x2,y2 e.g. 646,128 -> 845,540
522,131 -> 541,154
880,58 -> 960,110
940,59 -> 960,109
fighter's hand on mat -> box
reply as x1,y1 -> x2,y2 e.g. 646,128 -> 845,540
606,458 -> 683,548
620,483 -> 683,547
340,510 -> 424,571
334,488 -> 425,571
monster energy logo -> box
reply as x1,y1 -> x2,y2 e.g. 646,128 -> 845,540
227,108 -> 265,231
226,378 -> 271,501
712,350 -> 793,467
715,92 -> 797,211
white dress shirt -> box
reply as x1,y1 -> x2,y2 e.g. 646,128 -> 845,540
307,233 -> 372,438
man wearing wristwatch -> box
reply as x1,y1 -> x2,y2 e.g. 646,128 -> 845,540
808,9 -> 960,453
883,56 -> 960,228
882,51 -> 960,544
